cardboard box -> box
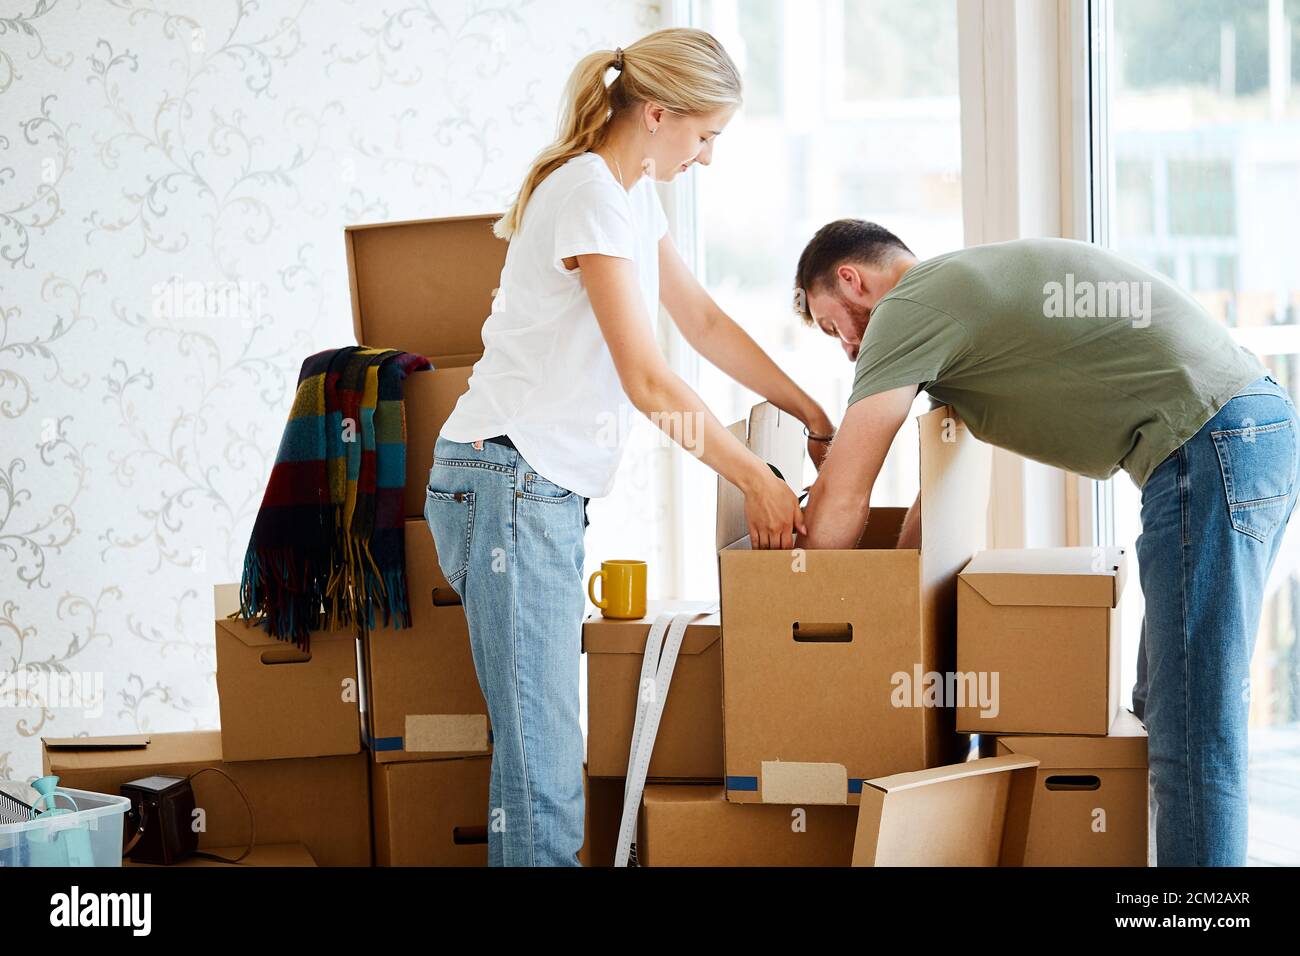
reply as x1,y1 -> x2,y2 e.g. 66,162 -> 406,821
360,518 -> 490,763
718,403 -> 991,805
637,784 -> 859,866
124,843 -> 317,867
371,755 -> 491,866
579,765 -> 625,867
41,731 -> 371,866
851,754 -> 1039,866
343,214 -> 507,518
957,546 -> 1127,735
583,600 -> 723,780
984,709 -> 1148,866
213,583 -> 362,762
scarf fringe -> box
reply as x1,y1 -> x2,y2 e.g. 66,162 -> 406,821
229,544 -> 329,652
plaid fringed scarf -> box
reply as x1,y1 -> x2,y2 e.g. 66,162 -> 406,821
229,345 -> 431,648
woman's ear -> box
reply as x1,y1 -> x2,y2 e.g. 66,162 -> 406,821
644,100 -> 666,134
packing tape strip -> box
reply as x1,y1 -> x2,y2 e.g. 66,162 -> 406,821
614,604 -> 718,868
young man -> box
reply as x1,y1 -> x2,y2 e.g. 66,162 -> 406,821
794,219 -> 1298,867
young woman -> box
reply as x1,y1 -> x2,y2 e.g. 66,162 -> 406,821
425,28 -> 835,867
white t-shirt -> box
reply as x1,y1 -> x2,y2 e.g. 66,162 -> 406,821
441,151 -> 669,498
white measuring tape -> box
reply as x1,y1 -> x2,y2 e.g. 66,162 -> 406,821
614,604 -> 719,868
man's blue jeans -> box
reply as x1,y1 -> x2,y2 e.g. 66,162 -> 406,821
1132,374 -> 1299,866
424,434 -> 588,866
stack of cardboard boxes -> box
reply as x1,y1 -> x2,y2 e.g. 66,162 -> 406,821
40,216 -> 493,867
346,215 -> 507,866
960,547 -> 1150,865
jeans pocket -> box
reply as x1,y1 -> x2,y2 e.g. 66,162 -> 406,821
521,470 -> 576,503
1211,417 -> 1298,542
424,487 -> 475,585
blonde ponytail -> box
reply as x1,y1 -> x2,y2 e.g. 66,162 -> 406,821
493,28 -> 742,240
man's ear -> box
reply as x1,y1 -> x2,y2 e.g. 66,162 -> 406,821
838,263 -> 863,297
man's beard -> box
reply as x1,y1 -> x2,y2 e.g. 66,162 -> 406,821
835,290 -> 871,341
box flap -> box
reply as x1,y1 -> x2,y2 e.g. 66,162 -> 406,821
960,546 -> 1127,608
994,707 -> 1148,769
43,730 -> 222,771
582,600 -> 721,655
854,754 -> 1039,866
214,584 -> 358,654
345,213 -> 506,360
214,582 -> 240,619
863,753 -> 1040,793
715,403 -> 805,551
917,406 -> 992,559
42,734 -> 152,751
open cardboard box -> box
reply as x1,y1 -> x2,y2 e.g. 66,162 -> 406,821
344,213 -> 507,518
717,402 -> 991,805
852,754 -> 1039,866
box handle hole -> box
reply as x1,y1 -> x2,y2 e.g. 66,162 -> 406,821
259,647 -> 311,665
432,587 -> 463,607
452,825 -> 488,845
792,622 -> 853,643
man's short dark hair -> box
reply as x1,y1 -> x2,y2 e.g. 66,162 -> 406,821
793,220 -> 912,325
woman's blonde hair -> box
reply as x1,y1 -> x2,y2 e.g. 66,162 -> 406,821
493,27 -> 742,240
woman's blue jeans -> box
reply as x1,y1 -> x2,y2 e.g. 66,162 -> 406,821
424,434 -> 588,866
1132,374 -> 1299,866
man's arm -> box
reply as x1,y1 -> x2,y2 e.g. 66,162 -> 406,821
897,492 -> 921,548
797,385 -> 918,550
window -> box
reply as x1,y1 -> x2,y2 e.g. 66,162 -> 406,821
1096,0 -> 1300,864
681,0 -> 963,594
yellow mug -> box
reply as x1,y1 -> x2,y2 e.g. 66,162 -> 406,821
587,560 -> 647,619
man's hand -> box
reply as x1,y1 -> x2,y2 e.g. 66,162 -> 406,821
797,385 -> 918,550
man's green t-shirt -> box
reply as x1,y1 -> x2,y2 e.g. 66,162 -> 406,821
846,237 -> 1266,487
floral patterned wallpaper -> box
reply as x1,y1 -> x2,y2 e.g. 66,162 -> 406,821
0,0 -> 661,783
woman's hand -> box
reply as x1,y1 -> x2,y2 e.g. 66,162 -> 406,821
742,468 -> 807,550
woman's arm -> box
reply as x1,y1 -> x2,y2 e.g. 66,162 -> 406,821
658,233 -> 836,469
577,251 -> 806,549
